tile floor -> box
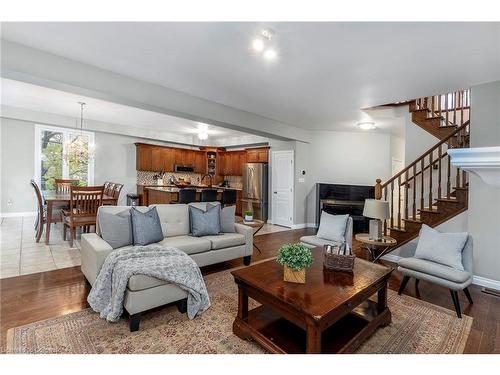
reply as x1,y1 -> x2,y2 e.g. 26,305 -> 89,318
0,216 -> 292,279
0,216 -> 81,279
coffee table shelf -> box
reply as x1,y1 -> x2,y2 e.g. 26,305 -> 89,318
235,299 -> 389,354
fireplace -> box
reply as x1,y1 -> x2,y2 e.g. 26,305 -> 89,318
316,183 -> 374,234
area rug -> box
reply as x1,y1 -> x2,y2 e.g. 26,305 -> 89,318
5,269 -> 472,354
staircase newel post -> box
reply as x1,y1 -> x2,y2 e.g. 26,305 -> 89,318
375,179 -> 382,200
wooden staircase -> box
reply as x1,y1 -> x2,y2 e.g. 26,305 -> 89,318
374,89 -> 471,250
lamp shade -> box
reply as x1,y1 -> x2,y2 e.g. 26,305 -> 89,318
363,199 -> 390,220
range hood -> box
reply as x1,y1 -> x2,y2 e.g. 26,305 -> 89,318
448,147 -> 500,187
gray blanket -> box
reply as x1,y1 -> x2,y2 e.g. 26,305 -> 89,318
87,245 -> 210,322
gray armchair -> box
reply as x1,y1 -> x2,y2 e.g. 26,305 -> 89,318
300,216 -> 353,250
397,235 -> 473,318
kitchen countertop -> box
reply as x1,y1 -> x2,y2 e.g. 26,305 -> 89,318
144,185 -> 242,192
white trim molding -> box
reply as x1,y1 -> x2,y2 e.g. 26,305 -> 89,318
448,146 -> 500,187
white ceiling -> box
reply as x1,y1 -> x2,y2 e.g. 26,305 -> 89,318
1,22 -> 499,131
0,78 -> 264,142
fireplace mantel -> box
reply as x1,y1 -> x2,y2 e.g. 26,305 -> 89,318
448,147 -> 500,188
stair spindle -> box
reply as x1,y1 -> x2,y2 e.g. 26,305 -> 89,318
429,152 -> 433,208
390,181 -> 394,229
420,159 -> 425,211
404,170 -> 409,220
438,93 -> 442,122
445,93 -> 449,127
383,186 -> 388,235
397,175 -> 402,229
454,91 -> 458,126
412,164 -> 417,220
438,145 -> 442,199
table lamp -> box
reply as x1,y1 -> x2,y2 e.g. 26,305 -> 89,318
363,199 -> 390,241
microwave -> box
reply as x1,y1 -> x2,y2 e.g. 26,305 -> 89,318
174,165 -> 195,173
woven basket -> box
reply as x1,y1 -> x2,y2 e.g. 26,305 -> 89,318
324,248 -> 355,273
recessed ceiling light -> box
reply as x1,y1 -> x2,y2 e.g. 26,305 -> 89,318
252,38 -> 265,52
263,48 -> 277,60
358,122 -> 377,130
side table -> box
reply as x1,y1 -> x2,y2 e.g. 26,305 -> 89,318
235,217 -> 265,253
354,233 -> 397,263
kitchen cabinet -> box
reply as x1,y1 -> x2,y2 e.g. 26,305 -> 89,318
218,150 -> 246,176
246,147 -> 269,163
136,144 -> 153,171
194,151 -> 206,174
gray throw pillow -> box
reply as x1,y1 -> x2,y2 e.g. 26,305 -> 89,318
316,212 -> 349,243
220,205 -> 236,233
189,204 -> 221,237
130,206 -> 163,246
414,224 -> 468,270
99,209 -> 133,249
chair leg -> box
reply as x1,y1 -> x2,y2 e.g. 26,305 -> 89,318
63,223 -> 67,241
450,290 -> 462,318
35,217 -> 44,243
69,227 -> 74,247
398,276 -> 410,295
463,287 -> 474,304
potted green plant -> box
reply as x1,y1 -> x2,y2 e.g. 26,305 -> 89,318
244,210 -> 253,222
276,243 -> 314,284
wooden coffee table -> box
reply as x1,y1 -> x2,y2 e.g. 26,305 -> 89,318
231,247 -> 393,353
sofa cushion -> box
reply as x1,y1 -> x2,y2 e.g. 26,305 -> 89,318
96,206 -> 148,235
151,204 -> 190,237
300,235 -> 343,248
159,235 -> 211,255
414,224 -> 468,271
98,209 -> 133,249
316,212 -> 349,243
131,206 -> 163,246
189,204 -> 221,237
128,274 -> 168,291
202,233 -> 245,250
398,257 -> 471,283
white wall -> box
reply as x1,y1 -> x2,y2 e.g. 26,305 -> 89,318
467,80 -> 500,282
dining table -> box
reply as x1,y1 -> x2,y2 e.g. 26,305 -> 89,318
42,190 -> 118,244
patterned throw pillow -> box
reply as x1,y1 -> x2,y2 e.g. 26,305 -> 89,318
189,204 -> 221,237
130,206 -> 163,246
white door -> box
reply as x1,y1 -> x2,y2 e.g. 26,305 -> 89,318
272,150 -> 294,227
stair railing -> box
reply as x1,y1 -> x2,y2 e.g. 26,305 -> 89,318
411,89 -> 470,128
374,121 -> 470,235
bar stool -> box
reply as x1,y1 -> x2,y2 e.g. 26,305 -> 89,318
221,189 -> 237,207
178,188 -> 197,204
201,189 -> 218,202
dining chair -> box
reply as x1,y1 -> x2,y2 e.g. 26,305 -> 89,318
61,185 -> 104,247
55,179 -> 79,194
111,183 -> 124,204
103,181 -> 112,195
30,180 -> 63,243
201,189 -> 218,202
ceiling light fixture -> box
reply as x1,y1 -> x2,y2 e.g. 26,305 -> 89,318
252,38 -> 265,52
358,122 -> 377,130
263,48 -> 277,60
197,123 -> 209,141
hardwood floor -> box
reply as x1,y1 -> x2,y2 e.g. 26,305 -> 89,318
1,228 -> 499,353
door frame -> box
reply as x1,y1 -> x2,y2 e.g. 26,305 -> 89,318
271,150 -> 294,227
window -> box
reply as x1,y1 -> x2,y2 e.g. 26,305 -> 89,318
34,125 -> 95,190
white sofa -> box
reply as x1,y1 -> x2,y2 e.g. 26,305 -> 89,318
80,202 -> 253,331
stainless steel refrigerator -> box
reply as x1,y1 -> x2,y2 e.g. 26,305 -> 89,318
242,163 -> 268,221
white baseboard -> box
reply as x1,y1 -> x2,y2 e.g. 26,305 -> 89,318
0,211 -> 36,218
291,223 -> 318,230
380,254 -> 500,290
472,275 -> 500,290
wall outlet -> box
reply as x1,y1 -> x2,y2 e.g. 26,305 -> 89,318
7,198 -> 13,206
298,178 -> 305,183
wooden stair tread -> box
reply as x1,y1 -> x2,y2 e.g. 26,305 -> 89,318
453,187 -> 469,191
387,226 -> 406,233
435,197 -> 461,203
402,218 -> 423,224
419,207 -> 440,213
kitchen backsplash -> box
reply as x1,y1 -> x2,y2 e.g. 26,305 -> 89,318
137,171 -> 243,189
137,171 -> 203,185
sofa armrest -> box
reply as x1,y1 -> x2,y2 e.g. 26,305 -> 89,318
234,223 -> 253,256
80,233 -> 113,285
